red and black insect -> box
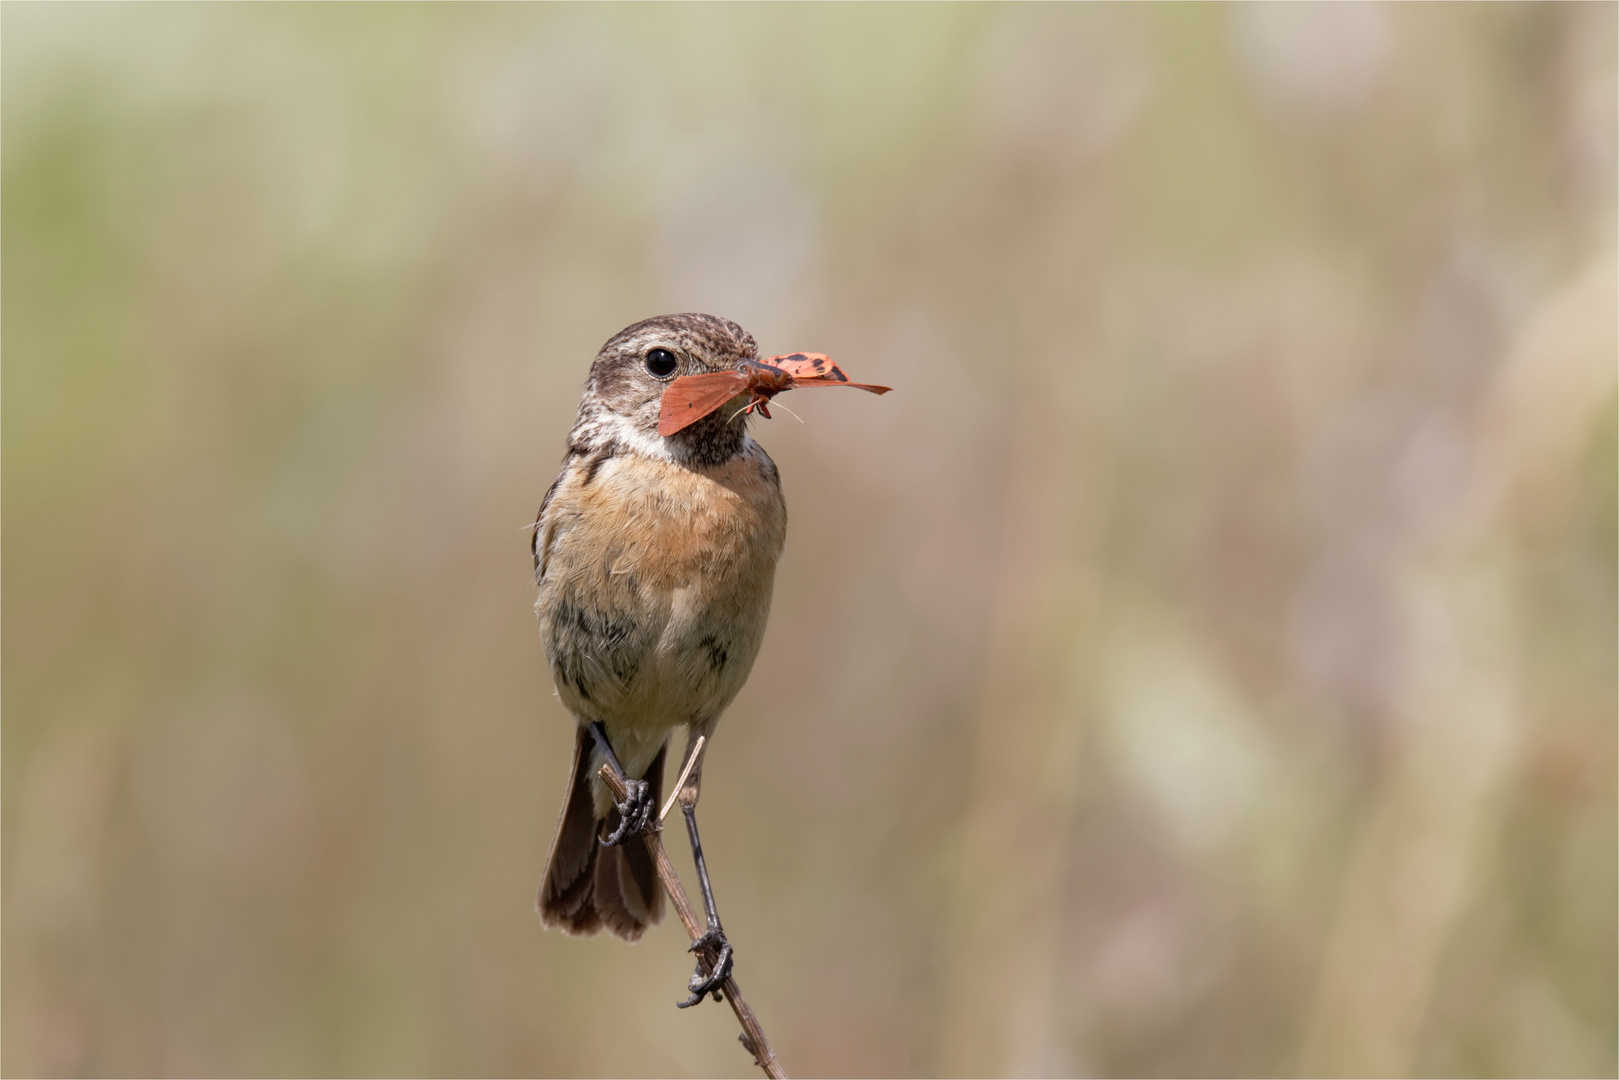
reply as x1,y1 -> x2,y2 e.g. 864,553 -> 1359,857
658,353 -> 891,437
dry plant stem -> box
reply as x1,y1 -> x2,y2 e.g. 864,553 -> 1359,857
660,735 -> 706,824
597,761 -> 788,1080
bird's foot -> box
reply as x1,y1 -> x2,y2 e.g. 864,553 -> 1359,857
677,927 -> 733,1008
600,777 -> 655,847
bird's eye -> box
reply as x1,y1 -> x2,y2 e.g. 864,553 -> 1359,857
645,348 -> 678,378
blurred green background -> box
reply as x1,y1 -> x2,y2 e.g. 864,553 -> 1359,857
3,3 -> 1615,1077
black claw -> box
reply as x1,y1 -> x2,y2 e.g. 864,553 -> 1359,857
676,928 -> 733,1008
601,777 -> 654,847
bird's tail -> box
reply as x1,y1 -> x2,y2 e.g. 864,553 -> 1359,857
537,725 -> 665,940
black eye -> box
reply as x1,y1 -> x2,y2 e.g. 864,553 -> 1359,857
645,348 -> 678,378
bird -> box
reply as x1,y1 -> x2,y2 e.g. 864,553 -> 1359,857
532,313 -> 789,1006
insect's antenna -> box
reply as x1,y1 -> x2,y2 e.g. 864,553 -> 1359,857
770,398 -> 805,425
727,398 -> 760,424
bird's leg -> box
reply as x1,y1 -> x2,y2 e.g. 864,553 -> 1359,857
678,803 -> 734,1007
588,722 -> 654,847
675,738 -> 733,1008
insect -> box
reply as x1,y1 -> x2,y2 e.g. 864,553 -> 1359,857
657,352 -> 891,437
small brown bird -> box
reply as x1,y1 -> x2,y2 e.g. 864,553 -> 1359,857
532,314 -> 791,1005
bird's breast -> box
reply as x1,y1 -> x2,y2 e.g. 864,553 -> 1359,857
536,441 -> 786,735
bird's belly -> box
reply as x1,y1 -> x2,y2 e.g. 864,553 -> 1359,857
544,559 -> 774,732
536,447 -> 785,764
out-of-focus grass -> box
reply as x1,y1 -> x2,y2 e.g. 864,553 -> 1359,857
3,4 -> 1614,1077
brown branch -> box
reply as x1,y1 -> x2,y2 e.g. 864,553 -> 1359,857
597,760 -> 788,1079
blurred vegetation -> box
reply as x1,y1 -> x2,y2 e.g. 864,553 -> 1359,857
3,3 -> 1614,1077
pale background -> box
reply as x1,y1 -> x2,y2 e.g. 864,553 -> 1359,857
3,3 -> 1615,1077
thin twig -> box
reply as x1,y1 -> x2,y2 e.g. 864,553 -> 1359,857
598,761 -> 788,1079
659,735 -> 705,825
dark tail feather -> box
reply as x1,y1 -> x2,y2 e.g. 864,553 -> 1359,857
537,729 -> 666,941
594,741 -> 666,940
538,725 -> 603,934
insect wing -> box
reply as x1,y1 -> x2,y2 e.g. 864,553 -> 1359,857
766,352 -> 891,395
788,377 -> 892,395
658,371 -> 751,436
767,352 -> 845,381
